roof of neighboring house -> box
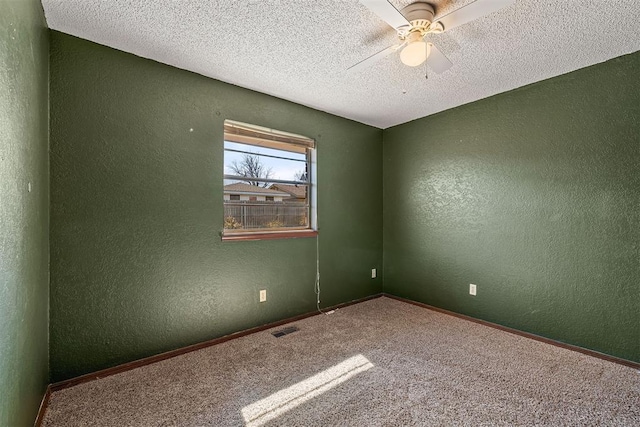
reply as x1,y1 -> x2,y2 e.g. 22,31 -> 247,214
269,184 -> 306,199
223,183 -> 289,196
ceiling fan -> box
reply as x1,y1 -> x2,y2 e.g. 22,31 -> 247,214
349,0 -> 515,74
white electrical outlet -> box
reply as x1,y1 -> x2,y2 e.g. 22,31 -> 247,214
259,289 -> 267,302
469,284 -> 477,296
371,268 -> 377,279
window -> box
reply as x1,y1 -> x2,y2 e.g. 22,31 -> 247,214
223,120 -> 316,240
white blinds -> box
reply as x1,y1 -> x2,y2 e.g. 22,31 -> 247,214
224,120 -> 315,154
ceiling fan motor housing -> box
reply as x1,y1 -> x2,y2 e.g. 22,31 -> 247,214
400,2 -> 436,33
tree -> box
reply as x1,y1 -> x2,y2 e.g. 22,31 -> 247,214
228,153 -> 273,187
294,169 -> 308,182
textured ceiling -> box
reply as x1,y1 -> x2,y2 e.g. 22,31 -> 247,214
42,0 -> 640,129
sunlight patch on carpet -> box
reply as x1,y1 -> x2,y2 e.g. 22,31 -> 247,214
241,354 -> 374,426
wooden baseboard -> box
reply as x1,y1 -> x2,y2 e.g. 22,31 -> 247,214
33,385 -> 51,427
50,293 -> 383,392
384,294 -> 640,370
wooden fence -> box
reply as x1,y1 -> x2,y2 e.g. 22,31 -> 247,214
223,201 -> 308,229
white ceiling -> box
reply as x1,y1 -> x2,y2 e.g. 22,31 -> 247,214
42,0 -> 640,129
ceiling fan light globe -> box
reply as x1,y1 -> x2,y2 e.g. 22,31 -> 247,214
400,40 -> 428,67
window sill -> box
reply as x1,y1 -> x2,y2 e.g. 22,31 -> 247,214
221,230 -> 318,242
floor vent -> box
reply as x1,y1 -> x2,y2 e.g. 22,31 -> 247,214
271,326 -> 299,338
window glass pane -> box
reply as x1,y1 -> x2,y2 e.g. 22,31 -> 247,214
223,138 -> 310,232
224,141 -> 307,183
223,186 -> 309,230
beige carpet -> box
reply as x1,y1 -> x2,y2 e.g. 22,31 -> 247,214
43,297 -> 639,426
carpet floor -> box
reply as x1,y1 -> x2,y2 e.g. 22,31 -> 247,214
42,297 -> 639,426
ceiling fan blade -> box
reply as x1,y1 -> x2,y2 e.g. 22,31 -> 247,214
359,0 -> 410,30
347,44 -> 403,73
427,43 -> 453,74
435,0 -> 514,32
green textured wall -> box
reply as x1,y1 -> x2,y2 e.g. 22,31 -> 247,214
49,31 -> 383,382
0,0 -> 49,425
383,52 -> 640,362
